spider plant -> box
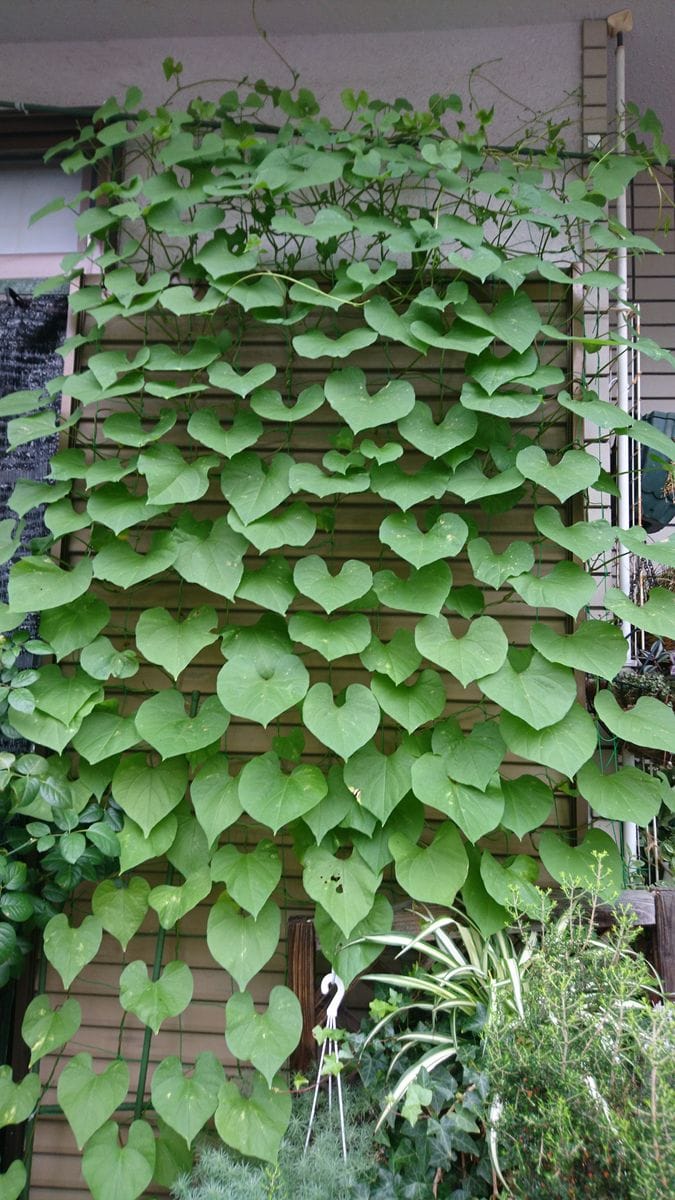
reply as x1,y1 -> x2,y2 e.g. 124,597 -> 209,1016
358,912 -> 536,1125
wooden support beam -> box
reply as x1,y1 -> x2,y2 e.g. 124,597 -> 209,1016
287,915 -> 316,1072
655,889 -> 675,1000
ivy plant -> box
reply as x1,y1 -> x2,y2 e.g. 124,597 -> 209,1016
0,65 -> 674,1198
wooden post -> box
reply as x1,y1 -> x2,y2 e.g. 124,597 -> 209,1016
654,889 -> 675,1000
287,916 -> 316,1072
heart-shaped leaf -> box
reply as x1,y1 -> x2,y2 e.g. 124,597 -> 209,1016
455,291 -> 542,353
289,462 -> 369,498
118,813 -> 178,874
92,878 -> 150,950
215,1074 -> 291,1164
516,446 -> 600,502
187,408 -> 263,457
151,1052 -> 224,1148
397,401 -> 477,459
225,986 -> 302,1086
323,367 -> 415,432
594,689 -> 675,753
460,845 -> 509,938
364,295 -> 428,351
500,702 -> 597,778
72,712 -> 140,764
138,444 -> 218,505
21,995 -> 81,1067
207,895 -> 280,990
40,594 -> 110,661
82,1119 -> 155,1200
221,613 -> 292,667
79,636 -> 138,681
238,752 -> 327,833
302,847 -> 379,937
371,669 -> 445,733
530,621 -> 627,681
217,653 -> 309,727
460,379 -> 543,419
510,561 -> 596,619
112,755 -> 187,837
389,821 -> 468,907
236,556 -> 296,614
576,760 -> 663,825
57,1054 -> 130,1150
211,840 -> 281,917
467,346 -> 538,394
373,563 -> 451,616
220,452 -> 293,524
191,755 -> 242,846
539,829 -> 623,900
500,775 -> 554,837
618,526 -> 675,568
479,851 -> 543,918
431,718 -> 505,791
293,556 -> 372,613
148,868 -> 212,929
379,512 -> 468,568
289,612 -> 371,661
102,407 -> 177,447
293,327 -> 377,361
343,742 -> 414,823
468,538 -> 534,588
447,460 -> 524,503
604,586 -> 675,642
479,651 -> 576,730
87,483 -> 169,535
168,810 -> 211,876
135,606 -> 218,679
411,755 -> 504,840
534,506 -> 616,560
360,629 -> 421,684
207,360 -> 276,396
228,502 -> 316,552
415,615 -> 508,687
303,682 -> 380,759
135,690 -> 229,758
8,554 -> 92,612
172,516 -> 247,599
119,960 -> 193,1034
409,317 -> 493,354
315,894 -> 393,987
93,531 -> 177,588
0,1160 -> 26,1200
251,383 -> 324,423
0,1067 -> 41,1129
302,764 -> 355,844
43,914 -> 102,990
371,461 -> 449,511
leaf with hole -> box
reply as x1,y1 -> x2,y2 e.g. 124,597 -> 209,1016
397,401 -> 477,459
217,653 -> 309,727
119,960 -> 193,1034
302,846 -> 379,937
323,367 -> 415,433
379,512 -> 468,569
211,840 -> 281,917
228,502 -> 316,552
374,563 -> 451,617
0,1067 -> 40,1130
500,775 -> 554,838
135,690 -> 229,758
431,718 -> 505,791
516,446 -> 600,502
215,1073 -> 291,1164
500,702 -> 597,778
389,821 -> 468,907
288,612 -> 371,661
82,1119 -> 155,1200
533,507 -> 615,560
173,516 -> 247,600
538,829 -> 623,900
21,995 -> 81,1067
371,670 -> 445,733
343,741 -> 414,824
293,556 -> 372,613
92,878 -> 150,950
303,682 -> 380,759
57,1055 -> 130,1150
479,650 -> 576,730
187,408 -> 263,457
415,614 -> 508,687
468,538 -> 534,589
151,1053 -> 224,1148
530,621 -> 627,681
207,895 -> 280,990
135,606 -> 218,680
594,689 -> 675,753
225,986 -> 302,1086
112,754 -> 187,838
238,752 -> 327,833
411,754 -> 504,840
43,914 -> 102,991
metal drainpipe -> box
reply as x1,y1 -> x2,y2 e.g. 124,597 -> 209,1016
608,8 -> 638,867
